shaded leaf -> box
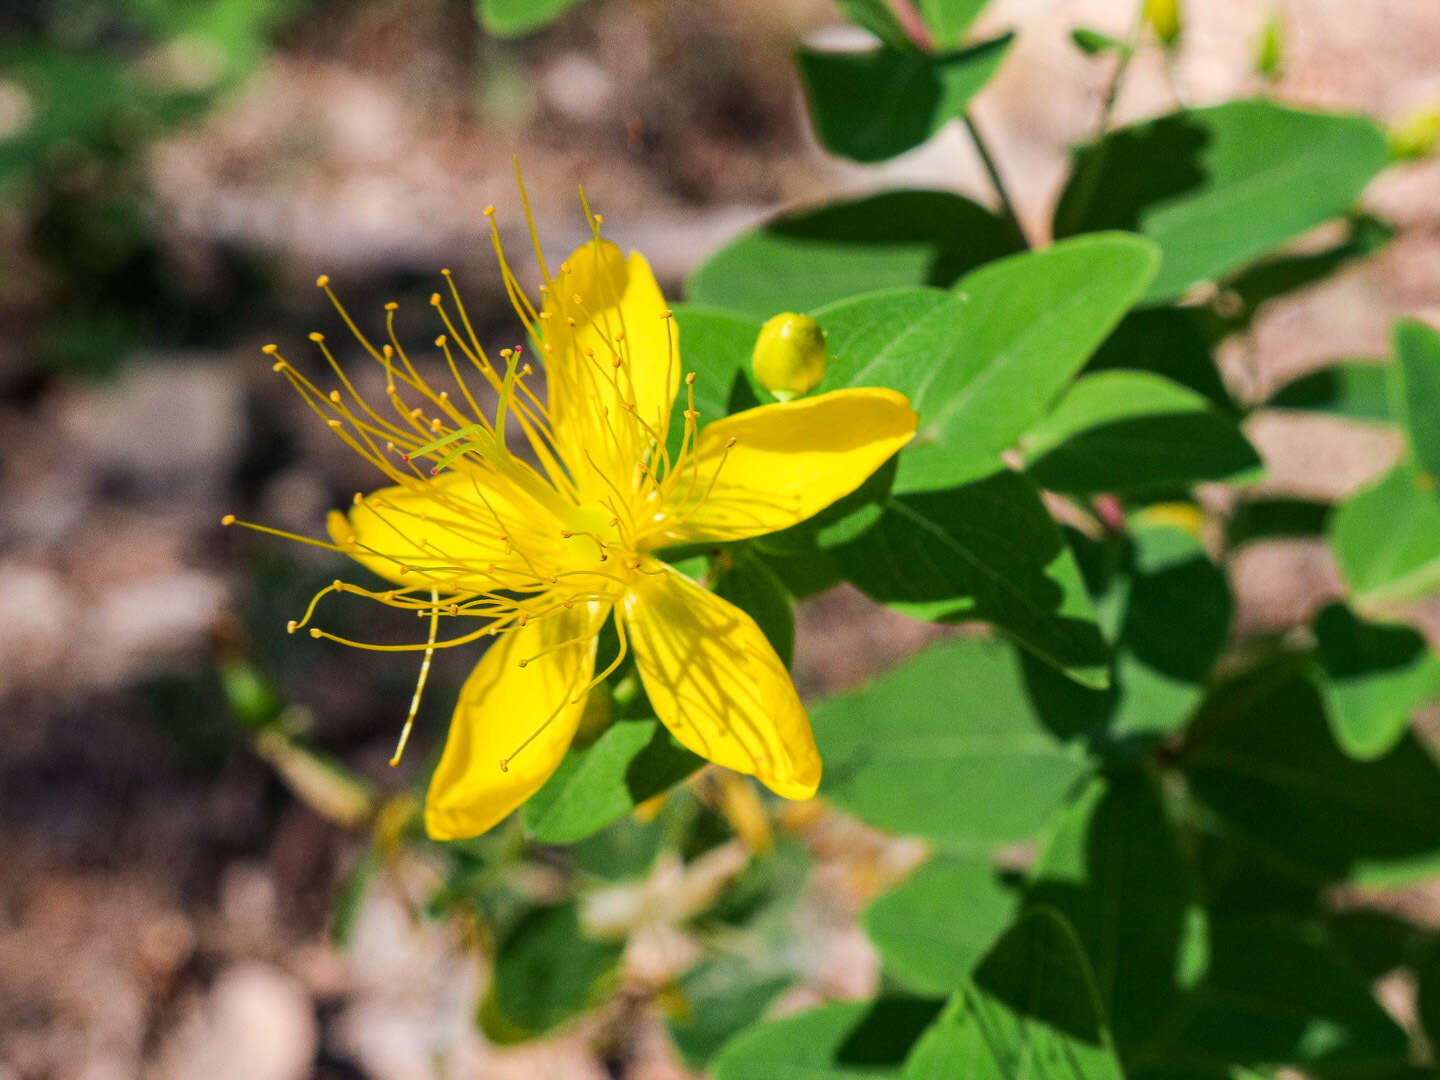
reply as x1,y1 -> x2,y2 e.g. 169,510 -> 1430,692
1390,318 -> 1440,481
714,547 -> 795,667
477,0 -> 585,37
1313,602 -> 1440,760
1084,307 -> 1233,409
1027,771 -> 1195,1057
812,638 -> 1090,845
1225,496 -> 1331,547
713,997 -> 945,1080
1266,360 -> 1392,422
1183,664 -> 1440,886
1054,100 -> 1390,302
1022,371 -> 1261,493
1331,459 -> 1440,608
686,191 -> 1024,319
864,860 -> 1017,994
796,36 -> 1013,163
483,901 -> 624,1039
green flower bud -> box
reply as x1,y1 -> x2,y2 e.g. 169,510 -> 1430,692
1389,106 -> 1440,162
1143,0 -> 1182,48
752,313 -> 826,402
1256,11 -> 1284,82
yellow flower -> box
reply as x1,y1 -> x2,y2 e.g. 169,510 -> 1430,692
231,190 -> 917,841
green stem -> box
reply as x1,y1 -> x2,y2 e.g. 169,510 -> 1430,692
963,112 -> 1029,247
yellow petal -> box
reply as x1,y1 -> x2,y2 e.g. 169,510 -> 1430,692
424,604 -> 602,840
654,388 -> 917,546
328,469 -> 565,590
545,240 -> 680,482
621,562 -> 820,800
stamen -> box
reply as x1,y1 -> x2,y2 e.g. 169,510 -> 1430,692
391,588 -> 439,767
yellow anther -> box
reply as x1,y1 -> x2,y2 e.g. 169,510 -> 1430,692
309,627 -> 323,638
483,204 -> 496,216
316,274 -> 330,288
435,335 -> 447,347
429,293 -> 442,306
262,344 -> 279,355
685,372 -> 696,385
661,309 -> 673,318
572,293 -> 584,305
517,658 -> 529,668
752,312 -> 827,401
271,361 -> 285,372
384,301 -> 398,311
308,331 -> 324,342
329,390 -> 342,403
726,437 -> 737,448
286,620 -> 297,634
441,268 -> 452,276
221,514 -> 236,526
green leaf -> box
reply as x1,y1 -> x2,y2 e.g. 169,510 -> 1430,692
713,997 -> 945,1080
1152,918 -> 1409,1071
1054,100 -> 1391,302
1313,602 -> 1440,760
904,909 -> 1124,1079
714,547 -> 795,667
1183,664 -> 1440,886
1203,214 -> 1395,338
667,953 -> 793,1069
1224,496 -> 1330,547
795,35 -> 1013,163
814,235 -> 1160,492
825,469 -> 1110,685
476,0 -> 585,37
1027,771 -> 1196,1056
1331,458 -> 1440,608
915,0 -> 991,48
1084,307 -> 1232,410
864,860 -> 1017,994
482,901 -> 624,1039
1418,943 -> 1440,1054
1265,359 -> 1392,422
686,191 -> 1024,320
812,638 -> 1090,845
1389,318 -> 1440,480
1070,27 -> 1131,56
1022,371 -> 1261,493
523,718 -> 702,844
834,0 -> 913,48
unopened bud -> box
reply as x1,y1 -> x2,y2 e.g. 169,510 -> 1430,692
1256,11 -> 1284,82
752,312 -> 826,402
1143,0 -> 1182,48
1389,106 -> 1440,162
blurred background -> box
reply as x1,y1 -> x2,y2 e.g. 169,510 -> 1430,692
2,1 -> 1438,1077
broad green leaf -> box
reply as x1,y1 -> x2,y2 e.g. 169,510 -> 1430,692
1054,100 -> 1391,302
1022,371 -> 1261,493
811,638 -> 1090,845
667,953 -> 793,1069
864,860 -> 1017,994
523,718 -> 703,844
476,0 -> 584,37
1151,919 -> 1409,1071
1312,602 -> 1440,760
713,997 -> 945,1080
1265,359 -> 1392,422
1183,664 -> 1440,886
1027,771 -> 1195,1056
904,909 -> 1123,1079
1085,307 -> 1232,409
686,191 -> 1024,319
1331,459 -> 1440,607
482,901 -> 624,1039
813,235 -> 1160,493
1389,318 -> 1440,480
915,0 -> 991,48
795,35 -> 1013,163
714,547 -> 795,667
824,469 -> 1110,685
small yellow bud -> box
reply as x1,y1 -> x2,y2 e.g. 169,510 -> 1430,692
1143,0 -> 1182,48
1389,106 -> 1440,162
752,312 -> 826,402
